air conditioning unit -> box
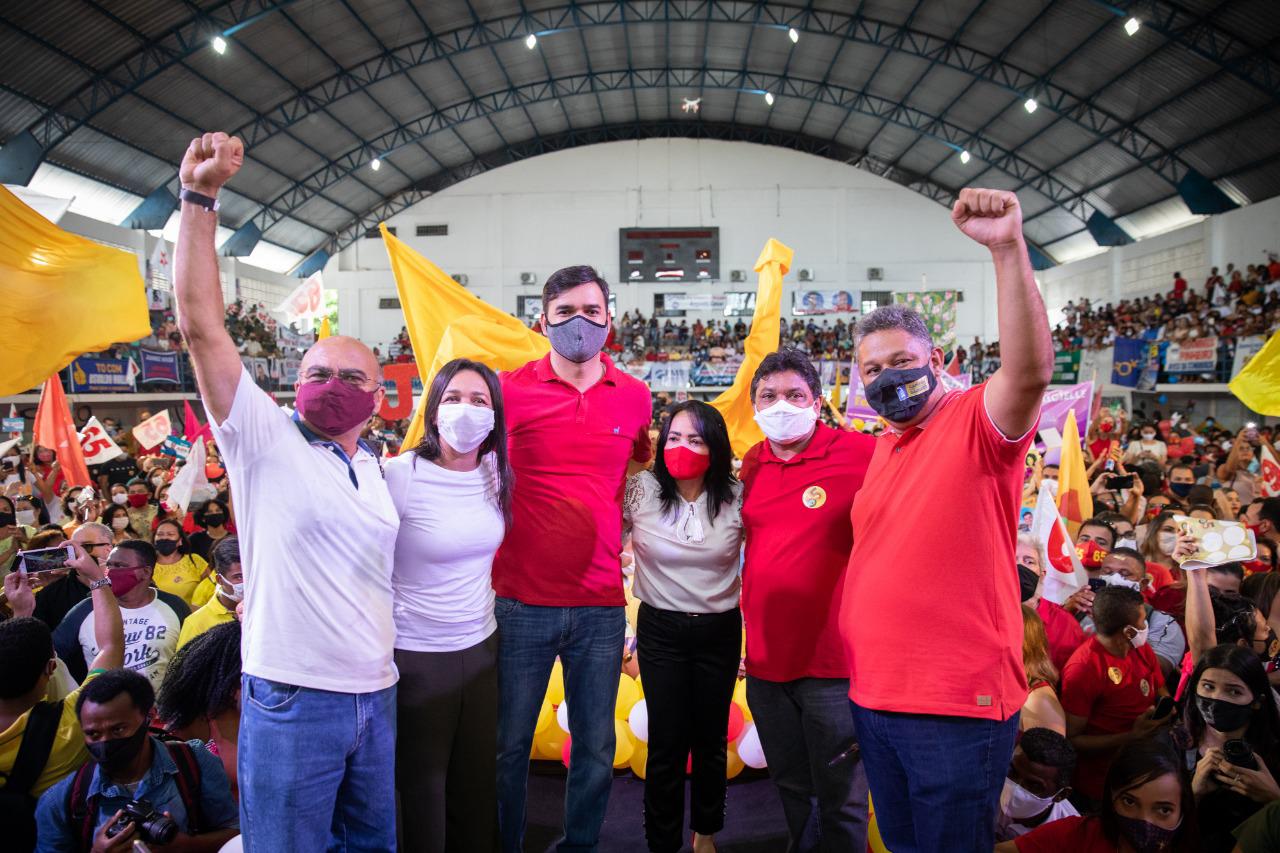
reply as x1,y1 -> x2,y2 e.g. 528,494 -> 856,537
956,291 -> 965,302
730,269 -> 746,283
451,274 -> 469,286
520,272 -> 538,285
867,267 -> 884,281
798,268 -> 815,282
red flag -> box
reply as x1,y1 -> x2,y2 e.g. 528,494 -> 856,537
945,351 -> 962,376
183,400 -> 212,444
33,374 -> 92,487
1262,443 -> 1280,498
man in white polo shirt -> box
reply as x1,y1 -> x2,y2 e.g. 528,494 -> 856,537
173,131 -> 400,851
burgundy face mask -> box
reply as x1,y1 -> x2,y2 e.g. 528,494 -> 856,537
295,377 -> 377,436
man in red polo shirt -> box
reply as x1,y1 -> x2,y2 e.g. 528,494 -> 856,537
491,266 -> 652,853
842,187 -> 1054,852
740,347 -> 875,852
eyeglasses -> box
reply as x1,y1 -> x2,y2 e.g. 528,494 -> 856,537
84,542 -> 111,550
303,367 -> 372,388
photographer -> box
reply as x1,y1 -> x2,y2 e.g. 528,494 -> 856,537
34,669 -> 238,852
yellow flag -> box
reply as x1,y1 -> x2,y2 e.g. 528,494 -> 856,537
1230,331 -> 1280,416
0,186 -> 150,395
710,239 -> 793,457
380,224 -> 550,449
1056,407 -> 1093,537
832,361 -> 844,413
317,316 -> 332,340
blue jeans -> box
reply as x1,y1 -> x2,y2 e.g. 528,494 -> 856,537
849,701 -> 1019,853
239,675 -> 397,852
494,597 -> 625,853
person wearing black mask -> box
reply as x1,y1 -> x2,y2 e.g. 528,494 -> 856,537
33,668 -> 239,850
188,499 -> 231,564
1166,463 -> 1197,503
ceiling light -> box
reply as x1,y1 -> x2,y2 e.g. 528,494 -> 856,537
370,157 -> 381,171
764,91 -> 775,106
1023,97 -> 1038,114
788,27 -> 799,43
525,33 -> 537,49
1124,17 -> 1141,36
960,150 -> 971,164
211,36 -> 227,55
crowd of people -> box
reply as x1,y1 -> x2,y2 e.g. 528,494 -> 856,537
4,133 -> 1280,853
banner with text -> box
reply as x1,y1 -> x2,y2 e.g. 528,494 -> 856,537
77,416 -> 124,465
68,357 -> 135,393
139,349 -> 181,385
1232,335 -> 1268,378
1164,337 -> 1219,373
1039,382 -> 1094,451
1052,349 -> 1081,384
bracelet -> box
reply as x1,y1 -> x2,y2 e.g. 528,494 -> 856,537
88,577 -> 112,591
179,187 -> 219,212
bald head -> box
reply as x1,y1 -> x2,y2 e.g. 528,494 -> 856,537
72,522 -> 112,542
299,336 -> 381,383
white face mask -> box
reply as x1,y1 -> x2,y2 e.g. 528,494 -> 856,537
1117,537 -> 1138,550
217,574 -> 245,603
111,493 -> 129,506
111,516 -> 130,531
1102,572 -> 1141,591
1158,531 -> 1177,556
754,400 -> 818,444
436,403 -> 495,455
1141,432 -> 1157,441
999,777 -> 1057,821
1128,625 -> 1150,648
15,509 -> 35,526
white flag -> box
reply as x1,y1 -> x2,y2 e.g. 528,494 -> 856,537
131,410 -> 172,451
166,439 -> 209,515
78,416 -> 124,465
1032,480 -> 1089,605
1262,443 -> 1280,498
275,271 -> 324,327
150,238 -> 172,282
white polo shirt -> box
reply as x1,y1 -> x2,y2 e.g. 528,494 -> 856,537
209,368 -> 400,693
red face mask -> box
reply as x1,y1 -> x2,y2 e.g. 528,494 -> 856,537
1242,559 -> 1271,575
127,494 -> 149,508
1076,540 -> 1109,568
107,568 -> 144,597
1100,422 -> 1114,433
663,445 -> 711,481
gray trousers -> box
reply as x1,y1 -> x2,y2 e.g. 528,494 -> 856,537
746,676 -> 870,853
395,632 -> 500,853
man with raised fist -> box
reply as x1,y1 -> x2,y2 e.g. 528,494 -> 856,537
174,133 -> 399,851
841,188 -> 1055,852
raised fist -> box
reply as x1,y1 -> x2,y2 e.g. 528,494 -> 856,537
180,132 -> 244,196
950,188 -> 1023,249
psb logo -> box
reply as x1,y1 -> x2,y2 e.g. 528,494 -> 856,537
1113,359 -> 1140,377
802,486 -> 827,509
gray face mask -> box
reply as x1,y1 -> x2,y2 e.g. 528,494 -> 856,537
546,315 -> 609,363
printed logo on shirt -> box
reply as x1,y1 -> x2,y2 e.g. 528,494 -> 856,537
1108,666 -> 1123,685
802,486 -> 827,509
613,426 -> 620,434
1140,678 -> 1151,697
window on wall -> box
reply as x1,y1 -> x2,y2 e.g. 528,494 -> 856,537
861,290 -> 893,314
416,224 -> 448,236
378,297 -> 401,309
365,226 -> 396,239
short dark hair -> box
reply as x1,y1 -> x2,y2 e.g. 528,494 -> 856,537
1207,562 -> 1245,582
853,304 -> 932,350
77,668 -> 155,718
1019,727 -> 1077,783
1079,518 -> 1117,548
0,617 -> 54,699
210,535 -> 241,573
750,347 -> 821,401
1109,546 -> 1145,571
125,477 -> 153,495
153,518 -> 190,555
1211,589 -> 1259,645
1257,498 -> 1280,528
653,401 -> 736,524
196,498 -> 229,529
542,265 -> 610,313
1092,585 -> 1144,636
115,539 -> 158,570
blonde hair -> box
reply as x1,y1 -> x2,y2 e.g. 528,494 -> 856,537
1022,604 -> 1059,688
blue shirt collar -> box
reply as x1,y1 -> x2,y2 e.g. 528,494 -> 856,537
291,412 -> 381,488
87,735 -> 177,801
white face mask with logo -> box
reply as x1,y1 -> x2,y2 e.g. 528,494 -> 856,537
999,777 -> 1057,821
436,403 -> 495,455
754,400 -> 818,444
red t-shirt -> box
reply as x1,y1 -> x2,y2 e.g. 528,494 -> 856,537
1146,561 -> 1176,591
1038,598 -> 1085,674
843,386 -> 1033,720
1088,438 -> 1113,462
739,424 -> 873,682
1060,637 -> 1165,798
1014,816 -> 1115,852
491,353 -> 653,606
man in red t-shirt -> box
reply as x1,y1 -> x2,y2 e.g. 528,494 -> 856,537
739,349 -> 875,852
491,267 -> 653,852
842,188 -> 1054,852
1171,271 -> 1187,299
1060,586 -> 1171,803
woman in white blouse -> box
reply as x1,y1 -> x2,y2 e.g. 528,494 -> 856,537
386,358 -> 512,853
624,400 -> 743,853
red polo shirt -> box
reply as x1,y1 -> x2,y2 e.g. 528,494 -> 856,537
843,386 -> 1033,721
491,353 -> 652,606
739,423 -> 874,682
1060,636 -> 1165,799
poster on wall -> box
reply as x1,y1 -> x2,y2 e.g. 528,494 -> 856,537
68,357 -> 136,393
791,289 -> 858,316
893,291 -> 957,352
1164,337 -> 1219,373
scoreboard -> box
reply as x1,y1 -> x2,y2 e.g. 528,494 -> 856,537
619,227 -> 720,283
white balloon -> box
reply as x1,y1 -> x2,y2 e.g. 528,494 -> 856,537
628,699 -> 649,743
736,722 -> 767,769
556,700 -> 570,734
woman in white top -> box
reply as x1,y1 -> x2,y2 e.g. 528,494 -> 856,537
386,358 -> 512,853
624,400 -> 743,853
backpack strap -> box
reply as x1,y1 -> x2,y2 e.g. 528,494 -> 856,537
66,760 -> 97,853
1,699 -> 64,794
162,741 -> 203,834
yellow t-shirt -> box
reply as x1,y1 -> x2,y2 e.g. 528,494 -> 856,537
0,672 -> 98,797
152,553 -> 210,604
177,596 -> 236,649
189,575 -> 217,610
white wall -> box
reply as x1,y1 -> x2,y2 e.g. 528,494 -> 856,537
1039,193 -> 1280,325
324,138 -> 1001,352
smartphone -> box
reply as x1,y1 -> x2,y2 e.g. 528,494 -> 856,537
1087,578 -> 1107,593
1222,738 -> 1259,770
1108,474 -> 1135,490
18,544 -> 73,575
1153,696 -> 1175,720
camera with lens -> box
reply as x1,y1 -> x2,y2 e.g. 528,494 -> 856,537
104,799 -> 178,845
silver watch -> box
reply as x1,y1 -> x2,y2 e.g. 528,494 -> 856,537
88,577 -> 113,591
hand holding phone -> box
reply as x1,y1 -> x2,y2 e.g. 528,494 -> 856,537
17,544 -> 74,575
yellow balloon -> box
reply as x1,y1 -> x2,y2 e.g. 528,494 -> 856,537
732,680 -> 752,722
726,747 -> 744,779
629,741 -> 648,779
867,794 -> 891,853
535,701 -> 553,734
615,674 -> 640,719
634,675 -> 643,699
613,719 -> 634,768
546,660 -> 565,706
536,730 -> 565,761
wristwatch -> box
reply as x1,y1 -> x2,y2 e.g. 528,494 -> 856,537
88,577 -> 112,591
179,187 -> 219,212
